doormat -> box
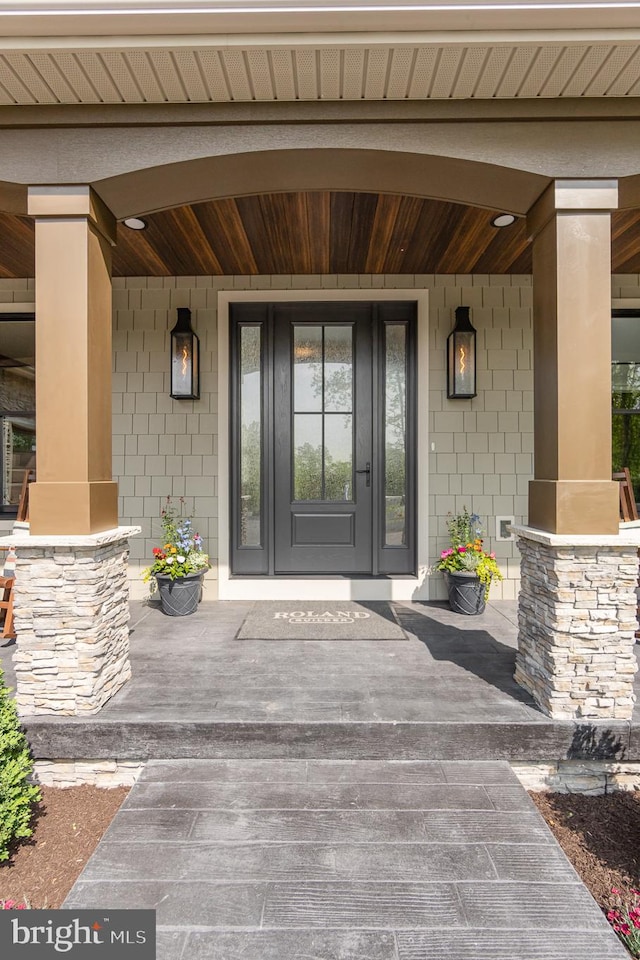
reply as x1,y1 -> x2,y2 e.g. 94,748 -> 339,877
236,601 -> 407,641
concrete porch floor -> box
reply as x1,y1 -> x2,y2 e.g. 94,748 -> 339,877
2,600 -> 640,762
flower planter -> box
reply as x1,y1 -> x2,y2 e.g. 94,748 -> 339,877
155,571 -> 204,617
444,570 -> 486,616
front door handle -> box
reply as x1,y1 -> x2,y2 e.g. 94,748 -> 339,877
356,462 -> 371,487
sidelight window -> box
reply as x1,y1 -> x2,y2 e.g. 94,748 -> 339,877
239,324 -> 263,547
383,322 -> 408,546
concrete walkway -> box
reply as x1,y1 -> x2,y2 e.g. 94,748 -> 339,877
64,759 -> 628,960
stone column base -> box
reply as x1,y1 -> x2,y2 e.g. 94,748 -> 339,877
513,525 -> 639,721
1,526 -> 140,716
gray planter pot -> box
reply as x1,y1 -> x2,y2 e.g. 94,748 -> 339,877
444,570 -> 486,616
155,571 -> 204,616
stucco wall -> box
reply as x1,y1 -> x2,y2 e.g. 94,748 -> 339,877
110,273 -> 534,600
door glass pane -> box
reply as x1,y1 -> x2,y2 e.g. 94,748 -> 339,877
324,414 -> 353,501
294,413 -> 323,500
239,325 -> 262,546
384,324 -> 407,546
324,326 -> 353,412
294,326 -> 322,412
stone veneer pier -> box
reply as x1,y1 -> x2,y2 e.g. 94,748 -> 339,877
1,527 -> 139,716
513,525 -> 640,721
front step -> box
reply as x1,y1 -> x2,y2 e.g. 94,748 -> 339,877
65,759 -> 628,960
23,717 -> 636,761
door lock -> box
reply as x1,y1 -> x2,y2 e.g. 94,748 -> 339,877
356,462 -> 371,487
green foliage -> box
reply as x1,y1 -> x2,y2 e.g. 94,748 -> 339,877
445,506 -> 484,548
612,364 -> 640,502
0,664 -> 40,862
11,429 -> 34,453
612,406 -> 640,501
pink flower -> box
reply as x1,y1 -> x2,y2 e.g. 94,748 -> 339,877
490,552 -> 496,559
612,888 -> 621,895
457,546 -> 466,553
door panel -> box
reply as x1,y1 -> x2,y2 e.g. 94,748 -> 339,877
274,303 -> 372,574
293,513 -> 354,545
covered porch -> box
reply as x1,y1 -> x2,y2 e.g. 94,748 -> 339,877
1,113 -> 640,723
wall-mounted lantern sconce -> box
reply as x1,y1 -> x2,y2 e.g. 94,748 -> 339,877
447,306 -> 477,399
170,307 -> 200,400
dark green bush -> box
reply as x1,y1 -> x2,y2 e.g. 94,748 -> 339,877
0,663 -> 40,860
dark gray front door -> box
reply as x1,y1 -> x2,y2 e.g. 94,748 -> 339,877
229,300 -> 416,578
273,303 -> 373,574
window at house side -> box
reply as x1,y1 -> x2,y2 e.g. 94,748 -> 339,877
0,315 -> 35,515
612,310 -> 640,506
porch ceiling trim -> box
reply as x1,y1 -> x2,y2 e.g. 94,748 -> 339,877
1,34 -> 640,103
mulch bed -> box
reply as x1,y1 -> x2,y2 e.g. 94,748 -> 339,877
531,790 -> 640,913
0,786 -> 129,908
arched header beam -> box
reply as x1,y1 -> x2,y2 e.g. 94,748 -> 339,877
94,149 -> 550,220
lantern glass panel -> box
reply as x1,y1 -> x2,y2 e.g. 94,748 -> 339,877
448,330 -> 475,397
171,331 -> 199,398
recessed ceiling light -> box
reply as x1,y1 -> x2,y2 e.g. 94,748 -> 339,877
123,217 -> 148,231
491,213 -> 516,228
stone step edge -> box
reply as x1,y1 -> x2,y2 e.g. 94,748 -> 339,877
30,757 -> 640,793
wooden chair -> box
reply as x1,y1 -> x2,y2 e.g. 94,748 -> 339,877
0,572 -> 14,640
0,465 -> 33,641
613,467 -> 638,521
613,467 -> 640,640
13,462 -> 35,530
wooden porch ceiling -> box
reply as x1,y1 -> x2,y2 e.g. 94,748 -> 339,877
2,192 -> 640,277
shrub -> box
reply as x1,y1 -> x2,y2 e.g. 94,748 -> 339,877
0,663 -> 40,861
